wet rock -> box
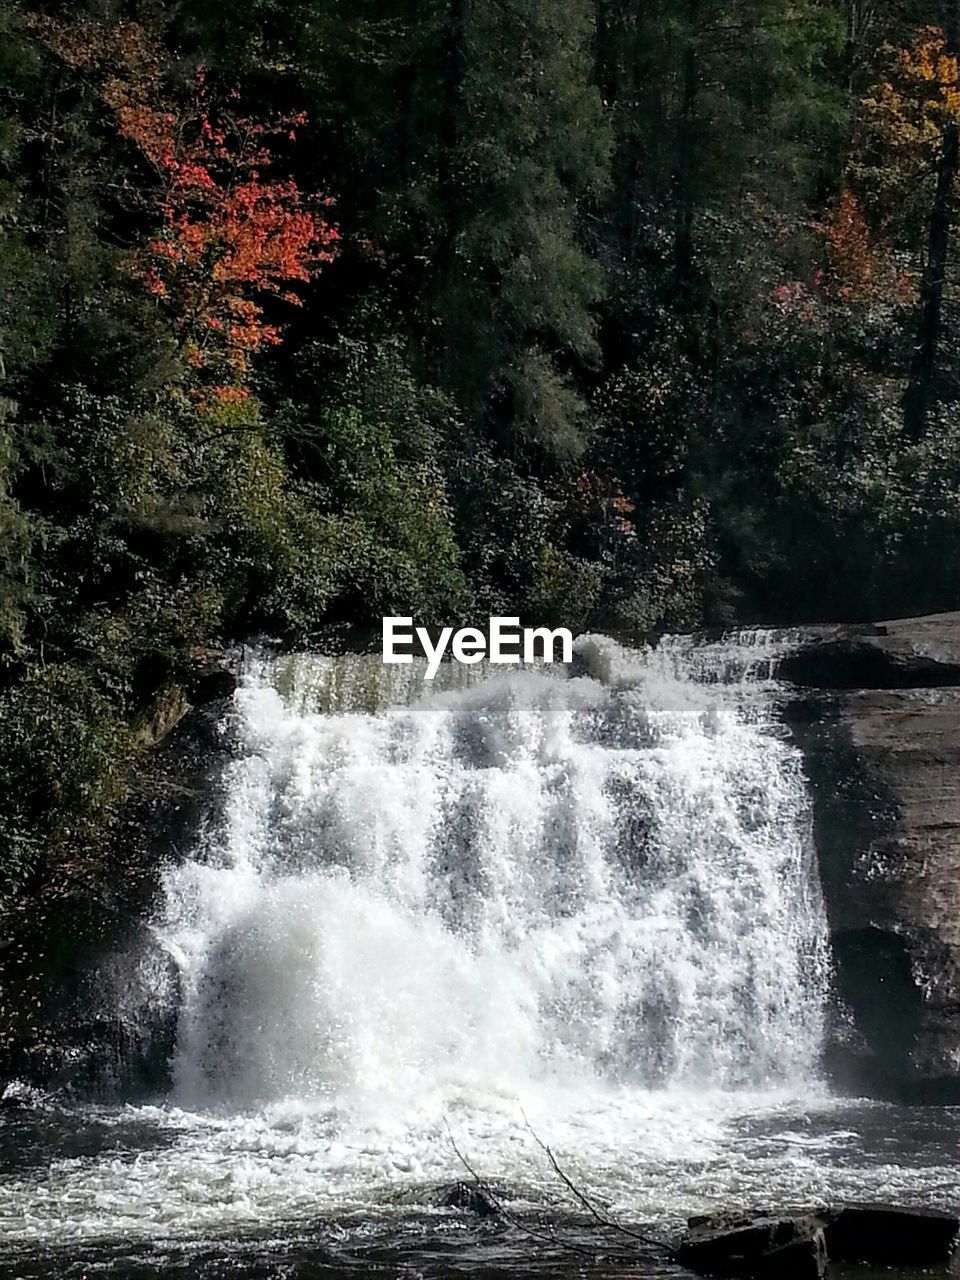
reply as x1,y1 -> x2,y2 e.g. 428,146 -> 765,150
136,685 -> 190,748
824,1203 -> 959,1266
437,1181 -> 500,1217
676,1211 -> 827,1279
90,932 -> 182,1099
0,648 -> 240,1098
779,639 -> 960,690
779,612 -> 960,1103
778,613 -> 960,690
187,664 -> 238,706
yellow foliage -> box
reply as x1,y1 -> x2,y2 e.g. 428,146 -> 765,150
863,28 -> 960,162
900,30 -> 960,119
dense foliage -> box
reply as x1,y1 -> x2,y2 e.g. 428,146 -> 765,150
2,0 -> 960,1064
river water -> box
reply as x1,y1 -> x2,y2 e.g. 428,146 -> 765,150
1,635 -> 957,1277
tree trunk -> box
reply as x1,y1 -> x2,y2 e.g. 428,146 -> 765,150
673,2 -> 701,299
594,0 -> 616,106
903,5 -> 960,441
438,0 -> 466,237
436,0 -> 467,388
396,0 -> 421,188
844,0 -> 876,96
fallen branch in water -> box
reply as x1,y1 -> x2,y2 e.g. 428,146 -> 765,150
442,1116 -> 510,1220
442,1115 -> 636,1261
519,1105 -> 668,1251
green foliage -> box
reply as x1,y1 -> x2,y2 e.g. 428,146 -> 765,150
0,665 -> 131,899
435,0 -> 610,458
0,401 -> 30,652
714,392 -> 960,623
3,0 -> 960,1066
266,339 -> 472,630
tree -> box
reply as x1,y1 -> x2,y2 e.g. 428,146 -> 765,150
596,0 -> 846,295
30,16 -> 338,403
901,14 -> 960,438
430,0 -> 611,460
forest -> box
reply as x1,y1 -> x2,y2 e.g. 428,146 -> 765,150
1,0 -> 960,1065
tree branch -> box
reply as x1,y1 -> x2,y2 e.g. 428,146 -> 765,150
519,1106 -> 667,1252
443,1116 -> 631,1260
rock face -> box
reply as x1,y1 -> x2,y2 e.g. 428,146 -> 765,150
677,1211 -> 827,1279
2,664 -> 239,1100
677,1205 -> 959,1277
824,1204 -> 959,1266
778,615 -> 960,690
777,612 -> 960,1102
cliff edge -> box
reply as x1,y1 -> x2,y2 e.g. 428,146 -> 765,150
779,613 -> 960,1102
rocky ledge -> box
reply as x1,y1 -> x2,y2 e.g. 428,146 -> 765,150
776,612 -> 960,1102
440,1190 -> 959,1278
677,1204 -> 958,1279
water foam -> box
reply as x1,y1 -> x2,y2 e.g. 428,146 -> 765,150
160,637 -> 828,1112
10,636 -> 960,1256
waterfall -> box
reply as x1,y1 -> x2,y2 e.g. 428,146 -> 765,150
12,635 -> 960,1261
158,634 -> 829,1114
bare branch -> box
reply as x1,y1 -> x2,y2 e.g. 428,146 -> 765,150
442,1116 -> 510,1218
519,1106 -> 666,1252
442,1116 -> 629,1261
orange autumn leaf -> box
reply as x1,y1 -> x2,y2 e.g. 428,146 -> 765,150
33,16 -> 338,398
818,190 -> 877,301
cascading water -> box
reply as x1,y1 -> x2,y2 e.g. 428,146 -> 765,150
161,635 -> 828,1110
5,633 -> 960,1273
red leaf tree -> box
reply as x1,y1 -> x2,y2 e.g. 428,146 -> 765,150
34,17 -> 338,402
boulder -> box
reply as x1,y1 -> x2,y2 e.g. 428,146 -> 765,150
0,1081 -> 34,1110
778,614 -> 960,690
676,1211 -> 827,1279
437,1181 -> 500,1217
777,612 -> 960,1102
824,1203 -> 959,1266
677,1204 -> 959,1276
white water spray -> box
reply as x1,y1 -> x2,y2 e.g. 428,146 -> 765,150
10,637 -> 960,1257
160,635 -> 829,1112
